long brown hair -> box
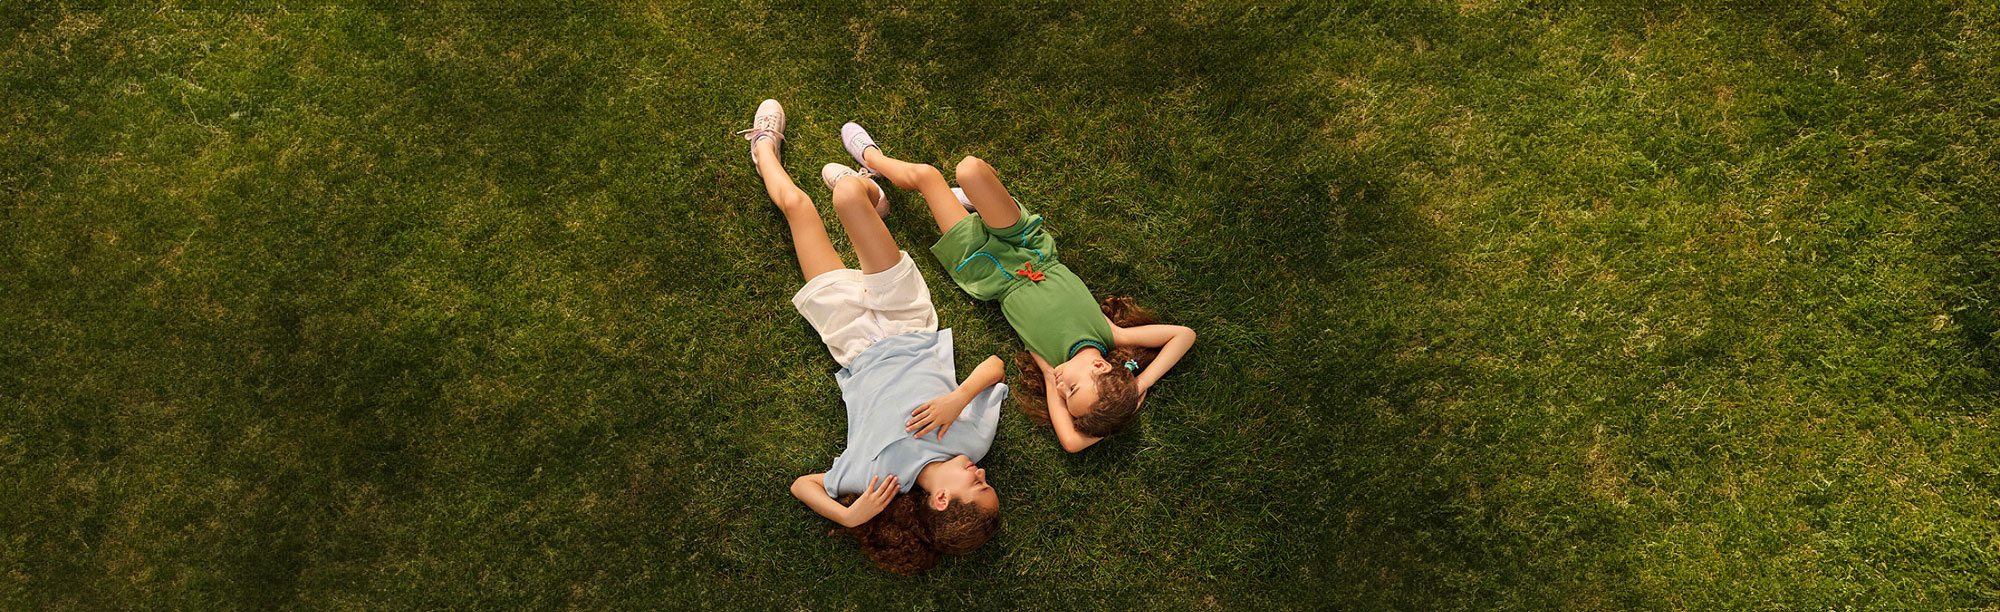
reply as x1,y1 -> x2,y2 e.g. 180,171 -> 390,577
833,485 -> 999,575
1016,296 -> 1162,437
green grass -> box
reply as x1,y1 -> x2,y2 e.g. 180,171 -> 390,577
4,1 -> 1998,609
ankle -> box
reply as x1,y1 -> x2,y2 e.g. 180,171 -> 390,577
754,138 -> 784,167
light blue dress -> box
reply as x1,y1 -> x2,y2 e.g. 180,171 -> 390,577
822,329 -> 1008,497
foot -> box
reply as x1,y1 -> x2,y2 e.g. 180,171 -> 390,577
821,163 -> 890,218
737,99 -> 786,164
840,122 -> 880,175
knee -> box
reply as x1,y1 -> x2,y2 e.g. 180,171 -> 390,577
832,175 -> 874,206
907,163 -> 945,185
774,190 -> 814,214
953,156 -> 991,182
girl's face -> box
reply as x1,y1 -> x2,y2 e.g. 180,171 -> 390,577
937,455 -> 998,511
1053,355 -> 1113,414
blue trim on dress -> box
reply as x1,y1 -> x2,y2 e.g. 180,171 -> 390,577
1067,339 -> 1108,360
1015,218 -> 1042,246
1017,218 -> 1045,260
955,252 -> 1013,278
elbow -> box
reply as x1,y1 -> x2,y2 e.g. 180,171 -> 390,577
790,475 -> 819,499
1181,326 -> 1197,344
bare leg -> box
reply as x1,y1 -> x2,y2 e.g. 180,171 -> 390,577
830,176 -> 903,274
863,148 -> 967,234
755,138 -> 845,280
953,156 -> 1021,229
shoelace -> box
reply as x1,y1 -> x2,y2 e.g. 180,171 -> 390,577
734,127 -> 780,143
735,112 -> 783,143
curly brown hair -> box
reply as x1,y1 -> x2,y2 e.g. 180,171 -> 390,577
833,484 -> 999,574
1016,296 -> 1162,438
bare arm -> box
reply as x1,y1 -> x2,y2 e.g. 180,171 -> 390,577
962,355 -> 1005,394
907,355 -> 1006,439
1032,352 -> 1102,452
1109,323 -> 1197,394
790,473 -> 897,528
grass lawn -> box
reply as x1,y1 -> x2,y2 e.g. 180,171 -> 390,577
4,2 -> 1998,609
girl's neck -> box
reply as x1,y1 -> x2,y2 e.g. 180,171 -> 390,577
915,460 -> 949,491
1071,346 -> 1103,362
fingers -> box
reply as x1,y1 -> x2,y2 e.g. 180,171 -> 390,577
906,401 -> 934,430
872,475 -> 897,500
919,420 -> 951,440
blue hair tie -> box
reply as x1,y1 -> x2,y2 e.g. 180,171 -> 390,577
1124,359 -> 1139,372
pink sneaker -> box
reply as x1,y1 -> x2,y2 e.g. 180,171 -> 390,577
735,99 -> 786,164
840,122 -> 880,175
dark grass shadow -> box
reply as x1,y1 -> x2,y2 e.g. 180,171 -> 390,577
1940,208 -> 2000,390
1219,166 -> 1484,608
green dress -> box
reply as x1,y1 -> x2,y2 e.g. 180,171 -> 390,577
929,205 -> 1115,363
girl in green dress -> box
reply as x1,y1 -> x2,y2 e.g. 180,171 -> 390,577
839,123 -> 1198,452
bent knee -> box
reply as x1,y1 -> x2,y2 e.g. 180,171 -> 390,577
832,175 -> 873,201
908,163 -> 945,184
828,176 -> 876,209
953,155 -> 993,182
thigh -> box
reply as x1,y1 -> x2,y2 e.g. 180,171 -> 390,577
832,184 -> 904,275
954,156 -> 1021,229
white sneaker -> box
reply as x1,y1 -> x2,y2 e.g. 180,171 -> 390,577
840,122 -> 879,175
821,163 -> 890,218
736,99 -> 786,164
